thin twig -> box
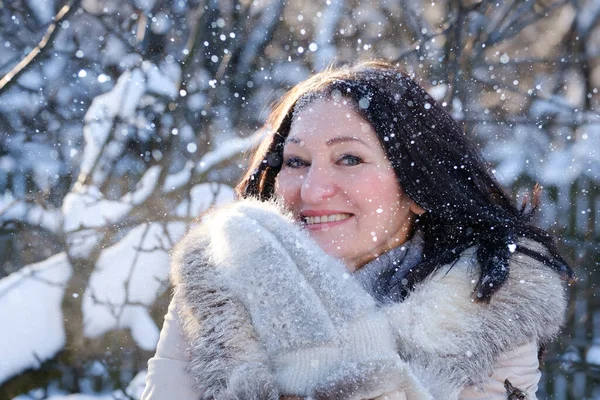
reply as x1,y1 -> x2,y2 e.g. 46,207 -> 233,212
0,0 -> 82,92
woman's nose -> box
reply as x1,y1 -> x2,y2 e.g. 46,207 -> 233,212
300,166 -> 336,204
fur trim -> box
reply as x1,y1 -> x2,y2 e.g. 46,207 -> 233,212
214,363 -> 279,400
384,244 -> 567,398
170,215 -> 279,400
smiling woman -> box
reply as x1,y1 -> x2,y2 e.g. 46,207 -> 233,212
142,62 -> 573,400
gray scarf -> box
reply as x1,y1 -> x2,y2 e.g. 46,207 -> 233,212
353,231 -> 424,304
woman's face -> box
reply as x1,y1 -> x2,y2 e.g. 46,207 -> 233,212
274,98 -> 422,271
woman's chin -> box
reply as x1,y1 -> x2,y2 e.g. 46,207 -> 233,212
315,240 -> 343,256
308,237 -> 357,269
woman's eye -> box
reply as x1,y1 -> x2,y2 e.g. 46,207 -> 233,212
283,157 -> 309,168
337,154 -> 363,166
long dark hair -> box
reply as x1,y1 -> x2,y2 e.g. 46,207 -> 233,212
236,61 -> 573,302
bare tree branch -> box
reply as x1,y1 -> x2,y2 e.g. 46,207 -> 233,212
0,0 -> 82,93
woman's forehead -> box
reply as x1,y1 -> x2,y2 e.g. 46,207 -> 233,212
285,99 -> 379,148
290,98 -> 369,129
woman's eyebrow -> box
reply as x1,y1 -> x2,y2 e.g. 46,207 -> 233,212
286,136 -> 369,147
325,136 -> 369,147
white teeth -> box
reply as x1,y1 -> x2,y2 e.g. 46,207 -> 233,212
304,214 -> 351,225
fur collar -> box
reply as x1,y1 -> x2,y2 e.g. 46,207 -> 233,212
381,243 -> 567,398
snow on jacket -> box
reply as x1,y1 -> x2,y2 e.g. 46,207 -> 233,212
142,199 -> 568,400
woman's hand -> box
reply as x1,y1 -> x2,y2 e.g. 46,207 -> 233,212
210,200 -> 430,400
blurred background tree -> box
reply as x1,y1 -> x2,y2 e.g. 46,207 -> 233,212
0,0 -> 598,398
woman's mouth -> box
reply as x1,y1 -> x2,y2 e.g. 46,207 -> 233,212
302,213 -> 353,226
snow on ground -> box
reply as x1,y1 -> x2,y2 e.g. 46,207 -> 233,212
0,253 -> 72,384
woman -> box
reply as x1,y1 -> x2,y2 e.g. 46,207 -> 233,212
142,62 -> 572,400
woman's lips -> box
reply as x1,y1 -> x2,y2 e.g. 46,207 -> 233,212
304,213 -> 352,224
301,213 -> 354,230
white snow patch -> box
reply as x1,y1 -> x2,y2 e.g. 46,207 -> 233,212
63,186 -> 131,232
42,56 -> 68,82
451,97 -> 465,120
494,157 -> 524,185
0,91 -> 43,116
539,150 -> 581,186
586,342 -> 600,365
163,161 -> 194,192
125,370 -> 148,399
143,61 -> 180,99
313,0 -> 344,70
429,84 -> 448,101
186,93 -> 207,111
85,68 -> 145,124
175,183 -> 235,218
485,125 -> 550,185
101,36 -> 129,67
82,222 -> 186,350
271,62 -> 309,85
46,394 -> 115,400
21,141 -> 62,192
196,133 -> 263,175
151,12 -> 171,35
17,69 -> 44,90
121,165 -> 162,205
530,97 -> 572,120
0,253 -> 72,384
80,69 -> 146,183
37,370 -> 147,399
133,0 -> 156,13
62,185 -> 132,258
26,0 -> 55,24
1,200 -> 62,234
577,0 -> 600,35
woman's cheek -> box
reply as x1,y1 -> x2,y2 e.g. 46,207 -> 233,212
275,172 -> 302,205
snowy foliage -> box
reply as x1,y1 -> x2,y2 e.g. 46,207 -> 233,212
0,0 -> 598,398
0,253 -> 71,384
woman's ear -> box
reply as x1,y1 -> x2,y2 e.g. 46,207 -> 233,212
409,202 -> 426,215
